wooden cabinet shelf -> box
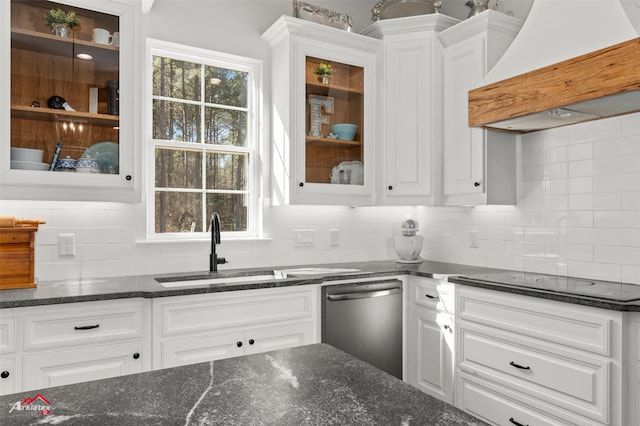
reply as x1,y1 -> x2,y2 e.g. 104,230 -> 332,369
11,27 -> 119,64
11,105 -> 118,127
305,81 -> 364,95
305,137 -> 361,148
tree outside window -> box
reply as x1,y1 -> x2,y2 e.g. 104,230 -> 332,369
150,46 -> 258,236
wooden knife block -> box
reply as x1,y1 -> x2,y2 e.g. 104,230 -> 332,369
0,225 -> 39,290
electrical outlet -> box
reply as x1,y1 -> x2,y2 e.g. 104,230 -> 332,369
58,234 -> 75,256
469,230 -> 480,249
294,229 -> 314,247
329,229 -> 339,246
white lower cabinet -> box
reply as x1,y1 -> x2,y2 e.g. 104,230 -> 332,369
153,286 -> 318,369
22,342 -> 144,390
455,286 -> 624,426
628,313 -> 640,426
406,276 -> 454,404
0,299 -> 151,395
0,309 -> 16,395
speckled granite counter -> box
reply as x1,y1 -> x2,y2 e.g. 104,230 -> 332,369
1,259 -> 639,312
0,260 -> 500,309
0,343 -> 486,425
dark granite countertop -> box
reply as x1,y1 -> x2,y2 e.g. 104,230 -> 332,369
1,260 -> 638,312
0,260 -> 500,309
0,343 -> 486,425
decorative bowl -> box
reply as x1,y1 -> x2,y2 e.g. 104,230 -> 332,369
56,156 -> 76,171
76,156 -> 100,173
11,147 -> 44,163
330,123 -> 358,141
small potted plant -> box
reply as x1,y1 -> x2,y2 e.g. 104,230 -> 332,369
44,8 -> 80,38
314,63 -> 333,84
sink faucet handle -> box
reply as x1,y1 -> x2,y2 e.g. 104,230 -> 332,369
217,256 -> 227,265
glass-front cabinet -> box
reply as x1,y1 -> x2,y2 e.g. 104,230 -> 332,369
262,16 -> 379,206
1,0 -> 140,201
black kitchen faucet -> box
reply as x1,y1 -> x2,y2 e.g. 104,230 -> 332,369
209,212 -> 227,272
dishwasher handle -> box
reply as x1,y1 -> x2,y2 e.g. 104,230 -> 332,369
326,286 -> 402,301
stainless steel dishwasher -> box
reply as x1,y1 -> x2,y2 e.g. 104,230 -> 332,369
322,279 -> 403,379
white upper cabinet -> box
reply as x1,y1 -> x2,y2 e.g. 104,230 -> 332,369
1,0 -> 141,202
438,11 -> 521,206
362,15 -> 458,206
262,16 -> 380,206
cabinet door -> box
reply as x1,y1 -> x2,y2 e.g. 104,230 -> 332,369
406,307 -> 453,404
382,38 -> 433,203
244,322 -> 313,355
22,342 -> 144,392
292,43 -> 376,206
160,331 -> 243,369
0,356 -> 17,396
1,0 -> 140,202
442,37 -> 485,197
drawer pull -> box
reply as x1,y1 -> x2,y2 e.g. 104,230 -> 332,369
509,417 -> 528,426
249,339 -> 255,345
74,324 -> 100,331
133,353 -> 140,360
425,294 -> 440,301
237,341 -> 243,348
509,361 -> 531,370
0,371 -> 9,379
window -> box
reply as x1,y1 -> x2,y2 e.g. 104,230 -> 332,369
147,40 -> 261,238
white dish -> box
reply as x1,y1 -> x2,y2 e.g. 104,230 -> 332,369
330,160 -> 364,185
11,147 -> 44,163
11,160 -> 49,171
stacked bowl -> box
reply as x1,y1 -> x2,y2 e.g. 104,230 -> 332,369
10,148 -> 48,171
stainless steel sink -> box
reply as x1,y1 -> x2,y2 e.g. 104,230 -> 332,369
156,271 -> 285,288
155,267 -> 362,288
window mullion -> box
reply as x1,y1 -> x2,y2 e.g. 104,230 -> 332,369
201,63 -> 207,231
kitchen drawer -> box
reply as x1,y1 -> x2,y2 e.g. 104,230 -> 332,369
157,288 -> 314,338
410,277 -> 454,313
457,372 -> 574,426
22,341 -> 144,392
457,286 -> 612,355
459,325 -> 609,423
0,356 -> 16,396
23,299 -> 147,351
0,312 -> 15,354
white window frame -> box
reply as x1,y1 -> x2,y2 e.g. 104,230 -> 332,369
145,38 -> 262,241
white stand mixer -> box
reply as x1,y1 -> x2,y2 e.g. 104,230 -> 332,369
394,219 -> 423,264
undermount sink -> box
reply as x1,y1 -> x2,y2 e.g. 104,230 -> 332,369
278,267 -> 361,276
155,267 -> 362,288
156,271 -> 284,288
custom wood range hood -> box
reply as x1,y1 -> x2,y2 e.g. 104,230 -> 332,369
468,0 -> 640,133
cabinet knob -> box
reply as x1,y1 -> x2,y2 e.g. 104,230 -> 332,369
0,371 -> 9,379
388,185 -> 393,190
237,341 -> 243,348
443,324 -> 451,332
299,182 -> 304,187
132,353 -> 140,360
126,175 -> 132,181
248,339 -> 255,345
474,181 -> 480,187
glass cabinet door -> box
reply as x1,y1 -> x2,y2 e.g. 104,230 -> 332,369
304,56 -> 364,186
10,0 -> 120,175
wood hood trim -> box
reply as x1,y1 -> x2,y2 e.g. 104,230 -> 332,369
468,37 -> 640,132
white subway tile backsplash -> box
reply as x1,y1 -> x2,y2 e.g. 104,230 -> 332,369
621,229 -> 640,247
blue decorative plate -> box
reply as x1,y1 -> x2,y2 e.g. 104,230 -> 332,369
81,142 -> 119,173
